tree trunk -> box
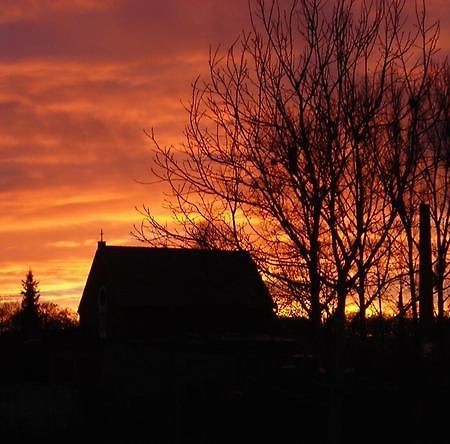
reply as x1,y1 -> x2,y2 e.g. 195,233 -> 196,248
357,262 -> 367,340
309,264 -> 322,355
398,282 -> 405,338
406,231 -> 418,327
436,251 -> 445,322
328,280 -> 347,444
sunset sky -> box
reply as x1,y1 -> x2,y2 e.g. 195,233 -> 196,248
1,0 -> 449,312
0,0 -> 251,311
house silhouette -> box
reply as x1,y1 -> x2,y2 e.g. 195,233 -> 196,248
78,241 -> 277,340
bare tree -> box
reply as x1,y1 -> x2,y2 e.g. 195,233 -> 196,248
421,65 -> 450,322
137,0 -> 441,336
134,3 -> 446,442
0,301 -> 20,334
377,4 -> 442,329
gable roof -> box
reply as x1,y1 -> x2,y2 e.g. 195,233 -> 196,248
78,245 -> 274,312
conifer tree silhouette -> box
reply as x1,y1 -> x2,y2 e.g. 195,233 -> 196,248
20,269 -> 41,337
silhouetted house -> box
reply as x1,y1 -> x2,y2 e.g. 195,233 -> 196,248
78,242 -> 277,340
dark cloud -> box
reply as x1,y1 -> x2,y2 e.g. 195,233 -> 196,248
0,0 -> 249,62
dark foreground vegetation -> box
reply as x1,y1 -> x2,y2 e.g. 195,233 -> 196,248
2,317 -> 450,444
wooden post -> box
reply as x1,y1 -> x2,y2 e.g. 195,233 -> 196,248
419,203 -> 434,342
418,203 -> 434,444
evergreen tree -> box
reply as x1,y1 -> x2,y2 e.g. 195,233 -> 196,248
21,269 -> 40,312
20,269 -> 41,337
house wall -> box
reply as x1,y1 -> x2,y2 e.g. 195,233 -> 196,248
106,306 -> 278,340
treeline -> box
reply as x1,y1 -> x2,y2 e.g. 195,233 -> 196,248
0,270 -> 78,338
0,301 -> 78,336
135,0 -> 450,339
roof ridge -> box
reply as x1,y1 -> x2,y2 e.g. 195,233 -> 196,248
100,245 -> 246,254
